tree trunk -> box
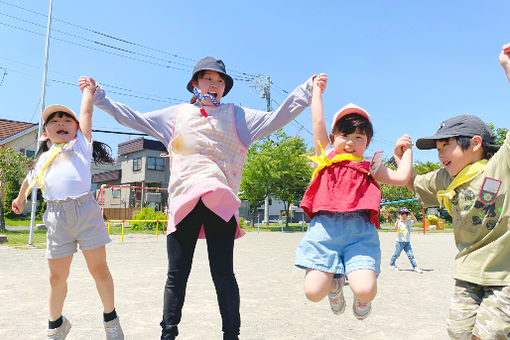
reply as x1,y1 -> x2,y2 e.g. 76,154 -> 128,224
0,201 -> 5,231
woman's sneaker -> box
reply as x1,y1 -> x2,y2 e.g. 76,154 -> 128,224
353,297 -> 371,320
47,316 -> 71,340
328,276 -> 346,315
414,267 -> 423,274
104,317 -> 124,340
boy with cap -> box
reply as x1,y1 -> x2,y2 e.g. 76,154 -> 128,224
84,57 -> 316,340
392,44 -> 510,339
388,207 -> 422,273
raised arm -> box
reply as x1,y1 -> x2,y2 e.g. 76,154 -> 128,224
93,83 -> 176,147
311,73 -> 329,155
374,134 -> 413,186
79,76 -> 97,142
239,76 -> 314,144
499,43 -> 510,83
409,211 -> 418,225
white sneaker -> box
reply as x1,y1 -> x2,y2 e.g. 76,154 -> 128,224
388,264 -> 399,271
104,317 -> 124,340
327,276 -> 346,315
353,297 -> 371,320
414,267 -> 423,274
47,316 -> 71,340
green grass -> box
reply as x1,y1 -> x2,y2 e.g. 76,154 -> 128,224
241,223 -> 307,232
0,229 -> 47,248
4,216 -> 43,226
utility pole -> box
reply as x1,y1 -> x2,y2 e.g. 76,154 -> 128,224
249,76 -> 271,224
28,0 -> 53,246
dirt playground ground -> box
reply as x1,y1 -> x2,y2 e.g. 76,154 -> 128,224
0,230 -> 457,339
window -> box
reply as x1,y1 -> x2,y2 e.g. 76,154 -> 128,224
133,157 -> 142,172
112,189 -> 121,198
147,157 -> 164,171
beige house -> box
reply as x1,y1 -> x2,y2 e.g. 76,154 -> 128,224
0,118 -> 38,156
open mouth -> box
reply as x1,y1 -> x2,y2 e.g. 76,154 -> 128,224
442,160 -> 451,167
57,129 -> 68,135
207,91 -> 217,99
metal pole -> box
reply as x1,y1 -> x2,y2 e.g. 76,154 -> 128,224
28,0 -> 54,246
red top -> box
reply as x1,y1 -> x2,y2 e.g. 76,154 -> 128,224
300,152 -> 381,228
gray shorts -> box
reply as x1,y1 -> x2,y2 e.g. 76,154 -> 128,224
43,192 -> 111,259
447,279 -> 510,340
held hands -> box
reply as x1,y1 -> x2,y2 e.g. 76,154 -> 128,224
394,134 -> 413,160
313,73 -> 328,94
79,76 -> 98,94
500,43 -> 510,81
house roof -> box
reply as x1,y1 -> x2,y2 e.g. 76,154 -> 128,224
118,137 -> 166,155
92,169 -> 121,182
0,118 -> 37,145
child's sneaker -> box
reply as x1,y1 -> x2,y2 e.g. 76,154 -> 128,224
353,297 -> 371,320
328,276 -> 346,315
47,316 -> 71,340
414,267 -> 423,274
104,317 -> 124,340
388,264 -> 399,271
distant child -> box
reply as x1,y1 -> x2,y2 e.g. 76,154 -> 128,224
11,77 -> 124,340
388,207 -> 422,273
295,73 -> 413,320
84,56 -> 315,339
392,44 -> 510,339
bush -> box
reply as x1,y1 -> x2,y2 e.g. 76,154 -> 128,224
131,207 -> 167,230
239,217 -> 245,229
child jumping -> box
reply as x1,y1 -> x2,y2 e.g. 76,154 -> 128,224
295,73 -> 413,320
392,44 -> 510,339
388,207 -> 422,273
84,56 -> 315,339
11,78 -> 124,340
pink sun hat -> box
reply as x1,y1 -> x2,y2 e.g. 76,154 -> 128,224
330,103 -> 371,132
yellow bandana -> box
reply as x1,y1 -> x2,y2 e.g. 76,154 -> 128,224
25,142 -> 67,197
305,141 -> 363,179
436,159 -> 488,214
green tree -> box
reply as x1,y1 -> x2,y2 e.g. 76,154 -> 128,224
0,147 -> 30,230
239,140 -> 272,226
266,131 -> 312,229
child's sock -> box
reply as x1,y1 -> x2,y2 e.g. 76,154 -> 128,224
48,315 -> 63,329
103,308 -> 118,322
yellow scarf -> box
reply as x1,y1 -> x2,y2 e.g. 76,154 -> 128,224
305,142 -> 363,179
436,159 -> 487,214
25,143 -> 66,197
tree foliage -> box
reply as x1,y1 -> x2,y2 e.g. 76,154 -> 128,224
0,148 -> 30,230
240,130 -> 312,227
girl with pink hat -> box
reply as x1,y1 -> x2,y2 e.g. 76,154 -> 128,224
295,73 -> 414,320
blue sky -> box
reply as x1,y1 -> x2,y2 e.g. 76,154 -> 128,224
1,0 -> 509,164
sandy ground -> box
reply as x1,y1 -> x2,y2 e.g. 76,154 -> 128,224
0,230 -> 457,340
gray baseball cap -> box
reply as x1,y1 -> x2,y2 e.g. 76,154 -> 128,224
416,115 -> 496,150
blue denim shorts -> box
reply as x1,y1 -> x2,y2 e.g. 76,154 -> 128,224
295,211 -> 381,277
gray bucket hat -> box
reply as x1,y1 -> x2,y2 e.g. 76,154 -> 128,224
416,115 -> 497,150
186,56 -> 234,97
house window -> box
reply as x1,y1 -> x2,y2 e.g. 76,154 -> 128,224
112,189 -> 121,198
147,157 -> 164,171
133,157 -> 142,172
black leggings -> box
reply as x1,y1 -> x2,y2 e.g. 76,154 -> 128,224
160,199 -> 240,339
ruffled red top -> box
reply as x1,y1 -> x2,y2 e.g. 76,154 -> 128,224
300,153 -> 381,228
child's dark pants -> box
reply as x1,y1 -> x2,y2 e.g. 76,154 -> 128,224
160,199 -> 240,340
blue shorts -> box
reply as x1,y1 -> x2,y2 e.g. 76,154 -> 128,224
295,211 -> 381,277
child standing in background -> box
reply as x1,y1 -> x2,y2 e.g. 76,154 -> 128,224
388,207 -> 422,273
11,77 -> 123,340
84,56 -> 315,339
295,73 -> 413,320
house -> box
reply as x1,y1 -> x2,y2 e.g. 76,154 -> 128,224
93,137 -> 170,219
0,118 -> 38,156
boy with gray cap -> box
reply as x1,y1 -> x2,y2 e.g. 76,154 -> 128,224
392,44 -> 510,339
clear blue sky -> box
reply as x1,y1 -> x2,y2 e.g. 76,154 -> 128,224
1,0 -> 509,163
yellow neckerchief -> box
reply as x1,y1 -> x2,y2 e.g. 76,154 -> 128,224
304,141 -> 363,179
25,142 -> 67,197
436,159 -> 488,214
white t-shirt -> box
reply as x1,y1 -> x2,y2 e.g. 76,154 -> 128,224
395,219 -> 413,243
27,130 -> 93,200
